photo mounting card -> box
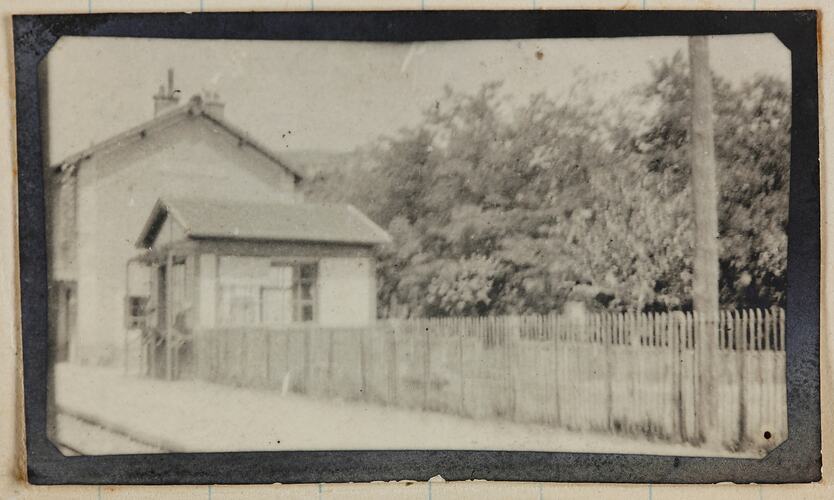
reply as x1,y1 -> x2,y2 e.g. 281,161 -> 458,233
13,9 -> 820,485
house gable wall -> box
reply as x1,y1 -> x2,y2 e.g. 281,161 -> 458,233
152,214 -> 187,251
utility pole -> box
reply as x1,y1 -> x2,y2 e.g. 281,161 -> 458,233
688,36 -> 720,445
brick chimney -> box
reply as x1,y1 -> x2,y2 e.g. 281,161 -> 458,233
153,68 -> 180,117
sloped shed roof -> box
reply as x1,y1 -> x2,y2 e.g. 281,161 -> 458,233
137,197 -> 392,249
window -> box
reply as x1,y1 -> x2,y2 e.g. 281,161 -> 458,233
217,257 -> 317,326
125,260 -> 151,330
295,263 -> 317,322
125,295 -> 149,329
260,264 -> 294,326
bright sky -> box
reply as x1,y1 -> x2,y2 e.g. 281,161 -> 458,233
44,34 -> 789,164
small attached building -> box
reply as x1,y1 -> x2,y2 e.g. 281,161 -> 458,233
130,196 -> 391,380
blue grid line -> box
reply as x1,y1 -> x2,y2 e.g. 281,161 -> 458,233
648,483 -> 653,500
200,0 -> 204,12
208,484 -> 212,500
88,0 -> 92,14
311,0 -> 315,11
97,485 -> 102,500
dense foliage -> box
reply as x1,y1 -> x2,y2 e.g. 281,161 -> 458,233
303,53 -> 790,317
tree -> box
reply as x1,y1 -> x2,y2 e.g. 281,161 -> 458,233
636,52 -> 790,309
305,62 -> 790,318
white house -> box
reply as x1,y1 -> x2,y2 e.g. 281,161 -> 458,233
46,71 -> 390,368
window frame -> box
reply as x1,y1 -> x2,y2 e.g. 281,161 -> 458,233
292,261 -> 318,324
216,256 -> 319,327
124,294 -> 149,330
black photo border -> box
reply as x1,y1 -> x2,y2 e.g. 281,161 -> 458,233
14,10 -> 821,485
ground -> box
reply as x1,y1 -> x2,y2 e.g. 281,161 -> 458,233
53,362 -> 751,457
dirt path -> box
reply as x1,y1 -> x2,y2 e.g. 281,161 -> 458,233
53,362 -> 753,457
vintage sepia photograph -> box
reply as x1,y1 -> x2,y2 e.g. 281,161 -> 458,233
41,33 -> 790,460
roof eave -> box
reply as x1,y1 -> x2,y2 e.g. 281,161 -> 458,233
50,104 -> 194,171
135,198 -> 197,249
135,199 -> 167,249
48,101 -> 303,183
345,204 -> 393,244
188,234 -> 388,247
199,111 -> 305,182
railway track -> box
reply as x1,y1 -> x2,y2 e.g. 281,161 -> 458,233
53,410 -> 167,455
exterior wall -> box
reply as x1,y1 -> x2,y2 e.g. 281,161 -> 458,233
190,244 -> 377,331
318,257 -> 375,327
197,253 -> 217,329
46,166 -> 78,282
189,240 -> 376,329
68,115 -> 299,365
45,166 -> 80,361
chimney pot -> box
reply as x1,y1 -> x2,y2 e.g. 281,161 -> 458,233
153,69 -> 180,117
202,89 -> 225,118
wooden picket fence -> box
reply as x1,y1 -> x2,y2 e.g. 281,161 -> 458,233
192,308 -> 787,453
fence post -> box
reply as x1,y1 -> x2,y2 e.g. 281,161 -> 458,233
764,308 -> 771,351
239,328 -> 247,384
552,314 -> 561,427
390,320 -> 399,406
779,307 -> 785,351
674,312 -> 685,442
359,325 -> 368,400
285,331 -> 291,386
423,318 -> 430,411
304,328 -> 311,395
685,311 -> 696,441
458,319 -> 465,415
264,330 -> 270,386
736,310 -> 747,445
604,312 -> 613,432
776,307 -> 788,431
219,330 -> 227,381
754,308 -> 764,440
327,328 -> 335,397
508,315 -> 519,420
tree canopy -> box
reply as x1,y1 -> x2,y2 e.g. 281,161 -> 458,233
303,52 -> 790,317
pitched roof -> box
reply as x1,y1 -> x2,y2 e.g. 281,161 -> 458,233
51,95 -> 304,182
137,197 -> 392,249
